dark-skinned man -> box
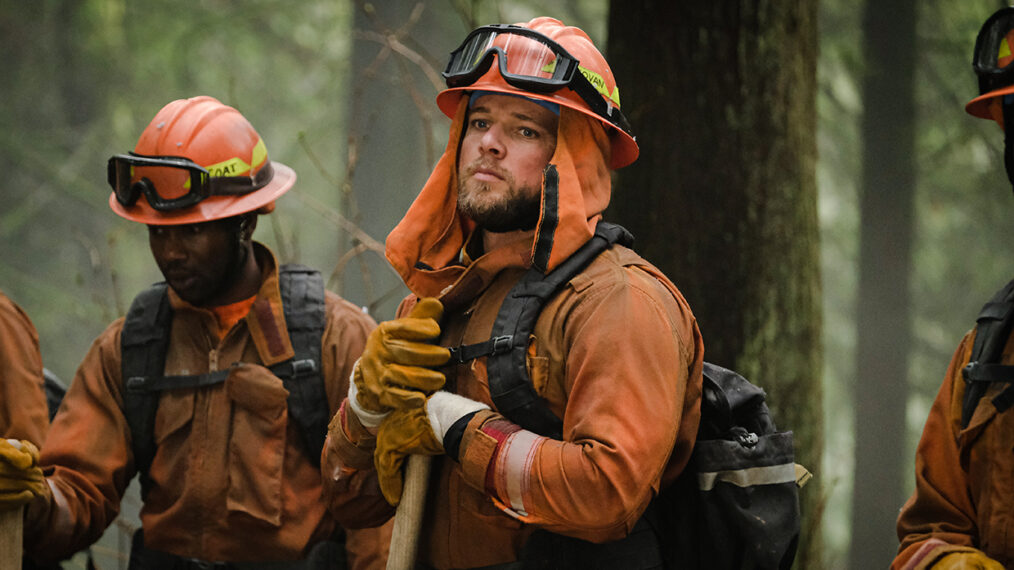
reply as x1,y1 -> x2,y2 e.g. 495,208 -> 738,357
0,96 -> 387,569
321,18 -> 704,569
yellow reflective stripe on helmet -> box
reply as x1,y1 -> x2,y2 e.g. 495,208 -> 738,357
202,137 -> 266,178
204,157 -> 249,178
1001,37 -> 1012,62
578,65 -> 620,107
250,137 -> 268,169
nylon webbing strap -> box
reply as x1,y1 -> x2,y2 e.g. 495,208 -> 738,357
961,278 -> 1014,428
120,282 -> 172,498
277,264 -> 328,467
448,335 -> 514,363
126,370 -> 230,393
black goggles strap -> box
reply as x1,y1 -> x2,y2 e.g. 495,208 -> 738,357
565,72 -> 633,136
210,161 -> 274,195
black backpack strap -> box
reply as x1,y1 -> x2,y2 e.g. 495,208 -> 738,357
273,264 -> 328,467
121,282 -> 172,497
961,278 -> 1014,428
447,221 -> 632,439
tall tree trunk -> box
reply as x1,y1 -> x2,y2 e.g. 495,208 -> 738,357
850,0 -> 916,566
607,1 -> 823,567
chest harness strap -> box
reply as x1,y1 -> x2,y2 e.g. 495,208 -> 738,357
446,220 -> 633,440
961,278 -> 1014,428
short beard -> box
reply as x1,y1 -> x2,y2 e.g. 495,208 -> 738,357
457,178 -> 542,233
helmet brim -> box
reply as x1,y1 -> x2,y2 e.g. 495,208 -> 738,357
109,161 -> 296,225
966,85 -> 1014,120
437,86 -> 639,169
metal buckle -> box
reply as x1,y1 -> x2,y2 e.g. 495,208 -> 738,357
962,361 -> 979,381
291,358 -> 317,377
490,335 -> 514,356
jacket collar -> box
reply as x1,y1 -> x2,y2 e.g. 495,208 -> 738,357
166,242 -> 295,366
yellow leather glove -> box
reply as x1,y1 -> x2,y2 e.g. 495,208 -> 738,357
375,391 -> 489,505
932,550 -> 1004,569
0,439 -> 48,511
349,298 -> 450,427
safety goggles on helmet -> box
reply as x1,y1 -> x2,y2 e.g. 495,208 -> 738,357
973,7 -> 1014,96
442,24 -> 633,136
107,152 -> 273,212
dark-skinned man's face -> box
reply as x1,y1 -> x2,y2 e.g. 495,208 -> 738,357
147,217 -> 248,307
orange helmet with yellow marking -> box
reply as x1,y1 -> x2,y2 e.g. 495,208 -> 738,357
107,96 -> 295,225
437,17 -> 638,169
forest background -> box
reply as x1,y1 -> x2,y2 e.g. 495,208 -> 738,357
1,0 -> 1011,568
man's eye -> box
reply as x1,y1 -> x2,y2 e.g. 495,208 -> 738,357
520,127 -> 538,138
471,119 -> 488,129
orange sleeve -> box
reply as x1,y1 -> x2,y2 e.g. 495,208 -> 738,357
0,292 -> 49,446
457,267 -> 703,543
24,319 -> 132,560
319,293 -> 395,529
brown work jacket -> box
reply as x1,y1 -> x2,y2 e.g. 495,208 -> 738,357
895,328 -> 1014,568
23,244 -> 378,565
0,291 -> 49,446
322,94 -> 704,569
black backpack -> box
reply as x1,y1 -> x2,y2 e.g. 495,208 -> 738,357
119,264 -> 330,497
447,221 -> 803,570
960,278 -> 1014,428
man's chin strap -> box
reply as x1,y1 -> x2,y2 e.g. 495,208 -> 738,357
1003,94 -> 1014,192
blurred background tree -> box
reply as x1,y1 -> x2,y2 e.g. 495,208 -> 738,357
2,0 -> 1012,568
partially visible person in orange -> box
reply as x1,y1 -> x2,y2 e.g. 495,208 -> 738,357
894,8 -> 1014,570
0,96 -> 388,569
0,290 -> 48,447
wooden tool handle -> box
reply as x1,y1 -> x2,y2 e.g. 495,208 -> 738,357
0,507 -> 23,569
386,455 -> 432,570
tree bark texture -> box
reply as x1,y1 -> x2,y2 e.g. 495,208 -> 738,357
607,1 -> 823,567
850,0 -> 916,567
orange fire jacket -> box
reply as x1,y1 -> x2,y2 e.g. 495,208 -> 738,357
22,245 -> 384,567
322,97 -> 704,568
895,328 -> 1014,568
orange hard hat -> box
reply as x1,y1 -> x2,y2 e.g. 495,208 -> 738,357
108,96 -> 295,225
437,17 -> 638,169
